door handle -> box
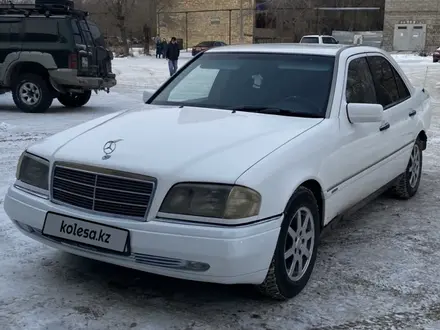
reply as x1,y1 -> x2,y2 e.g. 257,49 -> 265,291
409,109 -> 417,117
379,122 -> 390,131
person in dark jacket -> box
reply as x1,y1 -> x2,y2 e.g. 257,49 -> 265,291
166,37 -> 180,76
161,38 -> 168,60
155,36 -> 162,58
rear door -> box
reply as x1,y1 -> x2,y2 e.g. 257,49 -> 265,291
366,54 -> 416,177
86,20 -> 112,77
22,18 -> 69,68
0,17 -> 22,80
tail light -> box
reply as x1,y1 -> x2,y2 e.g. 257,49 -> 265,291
68,53 -> 78,69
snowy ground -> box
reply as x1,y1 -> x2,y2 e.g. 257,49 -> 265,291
1,51 -> 440,330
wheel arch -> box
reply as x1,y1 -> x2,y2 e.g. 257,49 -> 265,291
6,61 -> 50,86
285,179 -> 325,229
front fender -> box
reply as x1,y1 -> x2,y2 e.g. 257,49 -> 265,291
236,121 -> 334,222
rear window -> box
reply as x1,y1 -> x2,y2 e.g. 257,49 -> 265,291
300,37 -> 319,44
88,22 -> 106,47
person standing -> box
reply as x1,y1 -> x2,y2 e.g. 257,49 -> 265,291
155,36 -> 162,58
166,37 -> 180,76
161,38 -> 168,60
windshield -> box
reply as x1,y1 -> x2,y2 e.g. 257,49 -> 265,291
150,52 -> 335,118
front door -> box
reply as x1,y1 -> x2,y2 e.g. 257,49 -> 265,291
324,54 -> 390,220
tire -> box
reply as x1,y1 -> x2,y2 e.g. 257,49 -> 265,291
434,59 -> 438,63
12,74 -> 53,113
257,186 -> 320,300
389,138 -> 423,199
57,90 -> 92,108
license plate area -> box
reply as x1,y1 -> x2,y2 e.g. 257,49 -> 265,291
42,212 -> 130,256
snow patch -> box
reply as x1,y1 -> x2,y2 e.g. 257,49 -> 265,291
0,122 -> 14,131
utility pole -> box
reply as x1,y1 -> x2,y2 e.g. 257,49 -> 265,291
239,0 -> 244,43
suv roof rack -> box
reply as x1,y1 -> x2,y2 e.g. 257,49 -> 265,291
0,2 -> 89,18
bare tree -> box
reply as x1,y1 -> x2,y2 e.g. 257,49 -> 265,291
101,0 -> 136,56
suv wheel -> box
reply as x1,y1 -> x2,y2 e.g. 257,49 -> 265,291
57,90 -> 92,108
12,74 -> 53,113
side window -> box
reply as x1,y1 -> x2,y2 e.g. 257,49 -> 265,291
23,19 -> 59,43
300,37 -> 319,43
322,37 -> 337,44
366,56 -> 400,108
346,57 -> 377,104
392,66 -> 411,100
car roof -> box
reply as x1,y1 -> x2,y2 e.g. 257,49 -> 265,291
207,43 -> 347,56
206,43 -> 390,58
301,35 -> 334,38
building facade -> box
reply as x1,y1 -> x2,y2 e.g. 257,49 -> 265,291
157,0 -> 255,48
383,0 -> 439,52
158,0 -> 384,49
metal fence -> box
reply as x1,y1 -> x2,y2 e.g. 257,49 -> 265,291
157,6 -> 384,49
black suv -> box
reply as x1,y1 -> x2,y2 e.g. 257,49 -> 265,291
0,1 -> 116,113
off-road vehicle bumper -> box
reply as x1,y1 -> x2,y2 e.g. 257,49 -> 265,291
49,69 -> 117,90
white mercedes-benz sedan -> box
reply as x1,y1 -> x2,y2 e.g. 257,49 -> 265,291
4,44 -> 432,300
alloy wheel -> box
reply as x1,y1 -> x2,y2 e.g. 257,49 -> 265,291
284,206 -> 315,282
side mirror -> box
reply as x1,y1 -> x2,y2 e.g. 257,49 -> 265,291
143,90 -> 154,103
346,103 -> 384,123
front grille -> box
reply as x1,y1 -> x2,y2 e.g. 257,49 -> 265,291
51,166 -> 154,219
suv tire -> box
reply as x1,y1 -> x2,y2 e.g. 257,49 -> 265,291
57,90 -> 92,108
12,74 -> 53,113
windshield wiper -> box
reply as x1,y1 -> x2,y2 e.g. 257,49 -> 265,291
229,106 -> 322,118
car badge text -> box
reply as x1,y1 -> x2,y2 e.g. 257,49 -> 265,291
102,139 -> 123,160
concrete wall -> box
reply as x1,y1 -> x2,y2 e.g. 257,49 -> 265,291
158,0 -> 254,48
383,0 -> 440,52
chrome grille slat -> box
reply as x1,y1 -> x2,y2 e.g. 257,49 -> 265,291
51,165 -> 155,220
53,176 -> 96,188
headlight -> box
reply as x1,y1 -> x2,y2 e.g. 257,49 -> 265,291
159,183 -> 261,219
15,152 -> 49,193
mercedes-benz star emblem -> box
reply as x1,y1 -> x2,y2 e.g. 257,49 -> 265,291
102,139 -> 123,160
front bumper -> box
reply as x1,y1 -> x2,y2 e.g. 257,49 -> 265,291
4,186 -> 281,285
49,69 -> 117,90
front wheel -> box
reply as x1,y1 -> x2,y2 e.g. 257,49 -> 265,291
257,186 -> 320,300
57,90 -> 92,108
389,138 -> 423,199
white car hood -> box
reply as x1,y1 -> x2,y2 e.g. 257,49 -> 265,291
31,107 -> 322,182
